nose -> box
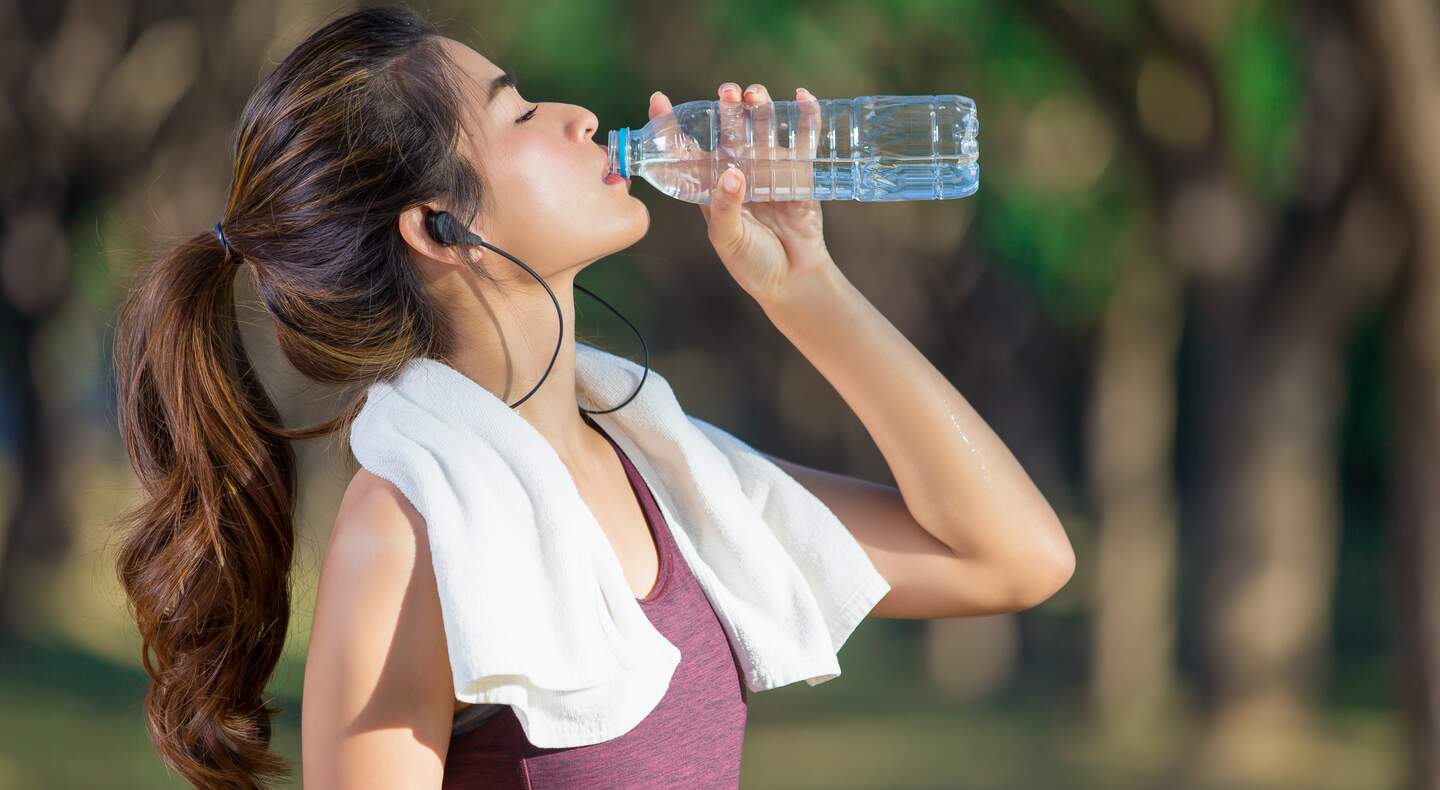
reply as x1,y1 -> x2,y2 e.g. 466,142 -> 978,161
573,105 -> 599,142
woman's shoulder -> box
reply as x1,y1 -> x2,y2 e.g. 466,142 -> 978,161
303,467 -> 457,775
315,462 -> 442,624
321,468 -> 436,618
323,468 -> 430,580
336,468 -> 422,535
306,468 -> 455,720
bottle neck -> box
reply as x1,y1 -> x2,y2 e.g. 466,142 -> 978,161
606,128 -> 631,178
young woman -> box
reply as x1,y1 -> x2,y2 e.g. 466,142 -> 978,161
111,6 -> 1073,789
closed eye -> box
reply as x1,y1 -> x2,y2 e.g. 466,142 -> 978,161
517,105 -> 538,123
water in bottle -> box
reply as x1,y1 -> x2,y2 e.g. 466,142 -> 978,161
605,94 -> 978,204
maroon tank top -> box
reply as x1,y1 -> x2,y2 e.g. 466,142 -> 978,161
441,411 -> 750,789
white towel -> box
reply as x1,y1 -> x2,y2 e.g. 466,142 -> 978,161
348,342 -> 892,748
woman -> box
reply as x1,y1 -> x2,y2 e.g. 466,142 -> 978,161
111,6 -> 1074,789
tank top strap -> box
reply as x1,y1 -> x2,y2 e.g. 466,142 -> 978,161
582,410 -> 676,604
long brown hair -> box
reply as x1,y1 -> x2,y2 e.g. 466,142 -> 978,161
110,6 -> 492,787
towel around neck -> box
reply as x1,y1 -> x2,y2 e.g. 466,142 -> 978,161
347,342 -> 891,747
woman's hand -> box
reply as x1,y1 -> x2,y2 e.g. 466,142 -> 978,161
648,82 -> 835,307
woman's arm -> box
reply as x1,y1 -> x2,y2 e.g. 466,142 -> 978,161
758,262 -> 1076,618
302,469 -> 455,789
665,80 -> 1073,619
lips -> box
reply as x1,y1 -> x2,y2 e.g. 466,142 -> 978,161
599,144 -> 630,185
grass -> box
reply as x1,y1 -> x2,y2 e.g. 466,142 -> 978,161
0,619 -> 1404,790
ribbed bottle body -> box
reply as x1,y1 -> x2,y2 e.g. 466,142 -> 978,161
608,95 -> 978,204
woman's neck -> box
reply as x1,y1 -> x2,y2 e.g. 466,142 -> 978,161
441,277 -> 599,463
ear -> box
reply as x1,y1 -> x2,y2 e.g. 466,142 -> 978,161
398,204 -> 483,271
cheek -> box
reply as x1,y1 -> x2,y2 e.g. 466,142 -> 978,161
486,135 -> 641,264
505,137 -> 592,211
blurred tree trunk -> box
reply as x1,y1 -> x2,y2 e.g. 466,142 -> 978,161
1351,1 -> 1440,787
1026,3 -> 1392,783
1188,171 -> 1398,779
1085,249 -> 1183,738
0,0 -> 102,639
0,268 -> 72,639
1186,4 -> 1397,776
0,0 -> 270,638
1150,3 -> 1395,780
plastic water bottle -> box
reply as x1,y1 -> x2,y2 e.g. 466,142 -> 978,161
605,94 -> 978,204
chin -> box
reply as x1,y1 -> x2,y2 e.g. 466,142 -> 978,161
611,225 -> 648,255
613,201 -> 650,241
580,220 -> 649,266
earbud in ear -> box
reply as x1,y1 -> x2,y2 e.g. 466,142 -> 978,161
424,210 -> 481,247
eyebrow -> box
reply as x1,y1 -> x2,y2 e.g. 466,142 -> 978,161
486,69 -> 517,106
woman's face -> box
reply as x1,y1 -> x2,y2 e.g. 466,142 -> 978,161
443,39 -> 648,279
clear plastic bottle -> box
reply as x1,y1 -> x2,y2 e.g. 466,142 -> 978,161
605,94 -> 978,204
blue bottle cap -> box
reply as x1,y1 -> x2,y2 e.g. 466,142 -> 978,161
618,127 -> 630,178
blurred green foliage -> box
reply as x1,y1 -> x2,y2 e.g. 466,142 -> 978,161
0,0 -> 1403,787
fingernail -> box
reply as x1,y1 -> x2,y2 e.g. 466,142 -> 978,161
650,90 -> 662,101
721,169 -> 741,192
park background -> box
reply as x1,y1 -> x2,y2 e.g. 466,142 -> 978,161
1,0 -> 1435,788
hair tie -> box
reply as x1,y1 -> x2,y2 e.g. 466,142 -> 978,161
213,221 -> 234,258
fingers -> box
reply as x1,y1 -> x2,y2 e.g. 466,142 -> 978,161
648,90 -> 705,166
743,84 -> 775,200
717,81 -> 745,162
744,84 -> 774,149
794,86 -> 820,200
706,166 -> 747,253
648,90 -> 672,120
706,81 -> 814,202
795,87 -> 820,160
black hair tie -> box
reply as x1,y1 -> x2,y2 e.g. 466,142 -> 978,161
213,221 -> 235,258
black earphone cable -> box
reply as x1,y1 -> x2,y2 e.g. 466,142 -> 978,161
423,209 -> 648,414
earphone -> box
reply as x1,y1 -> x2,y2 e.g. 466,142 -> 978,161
422,209 -> 648,413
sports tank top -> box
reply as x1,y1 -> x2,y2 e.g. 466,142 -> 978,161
440,411 -> 750,789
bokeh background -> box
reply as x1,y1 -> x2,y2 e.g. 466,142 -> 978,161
0,0 -> 1433,787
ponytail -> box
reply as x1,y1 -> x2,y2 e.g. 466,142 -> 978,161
108,6 -> 498,785
112,230 -> 343,788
